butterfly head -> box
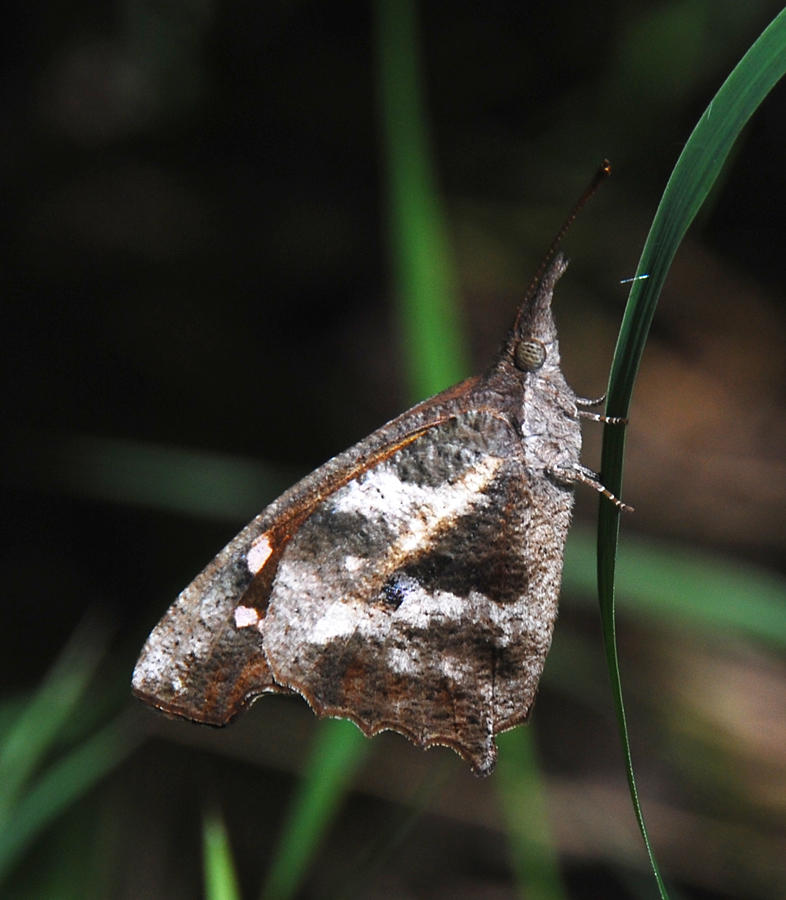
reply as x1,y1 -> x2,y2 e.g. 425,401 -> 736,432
505,253 -> 568,376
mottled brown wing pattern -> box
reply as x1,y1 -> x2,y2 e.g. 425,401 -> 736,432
261,410 -> 569,775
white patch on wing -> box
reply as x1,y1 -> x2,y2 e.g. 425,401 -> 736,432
330,454 -> 502,576
133,572 -> 260,701
269,452 -> 508,661
134,640 -> 184,693
311,600 -> 365,642
391,584 -> 523,649
440,656 -> 466,682
247,534 -> 273,574
331,456 -> 500,523
387,646 -> 416,676
393,586 -> 464,628
234,605 -> 260,628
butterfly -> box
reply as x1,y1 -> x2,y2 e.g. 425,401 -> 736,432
132,161 -> 628,776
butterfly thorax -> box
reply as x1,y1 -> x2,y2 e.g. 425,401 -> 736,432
481,348 -> 581,483
485,253 -> 582,482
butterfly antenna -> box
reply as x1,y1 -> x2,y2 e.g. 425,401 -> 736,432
515,159 -> 611,327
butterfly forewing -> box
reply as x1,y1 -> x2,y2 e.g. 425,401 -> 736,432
132,380 -> 486,727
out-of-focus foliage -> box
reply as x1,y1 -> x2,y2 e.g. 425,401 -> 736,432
2,2 -> 785,898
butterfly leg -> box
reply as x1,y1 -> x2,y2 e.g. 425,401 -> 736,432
575,394 -> 627,424
578,409 -> 628,425
576,393 -> 606,407
547,464 -> 633,511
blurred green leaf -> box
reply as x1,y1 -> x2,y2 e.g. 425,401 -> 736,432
8,430 -> 296,522
375,0 -> 468,400
204,808 -> 242,900
564,529 -> 786,647
0,717 -> 137,884
497,729 -> 567,900
260,720 -> 368,900
0,625 -> 137,885
0,624 -> 106,818
598,9 -> 786,898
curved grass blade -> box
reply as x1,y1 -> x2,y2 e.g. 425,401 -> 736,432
0,622 -> 137,886
203,807 -> 242,900
0,626 -> 105,812
260,720 -> 368,900
0,622 -> 108,824
0,717 -> 138,884
375,0 -> 468,400
497,729 -> 567,900
597,10 -> 786,898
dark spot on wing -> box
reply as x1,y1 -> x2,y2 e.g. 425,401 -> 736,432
381,573 -> 420,608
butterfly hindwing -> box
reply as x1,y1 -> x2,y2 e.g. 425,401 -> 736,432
132,403 -> 568,774
261,409 -> 567,775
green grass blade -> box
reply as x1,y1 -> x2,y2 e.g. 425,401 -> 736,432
260,3 -> 560,897
260,720 -> 368,900
203,808 -> 242,900
0,625 -> 134,885
497,729 -> 567,900
0,717 -> 138,884
375,0 -> 468,400
564,528 -> 786,647
376,1 -> 564,895
378,2 -> 564,895
376,0 -> 562,898
605,11 -> 786,422
0,624 -> 107,818
597,10 -> 786,898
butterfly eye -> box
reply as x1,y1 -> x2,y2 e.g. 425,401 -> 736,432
514,338 -> 546,371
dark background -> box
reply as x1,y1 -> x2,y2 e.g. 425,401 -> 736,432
2,2 -> 785,897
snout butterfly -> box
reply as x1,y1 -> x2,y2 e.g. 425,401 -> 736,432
132,160 -> 628,776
